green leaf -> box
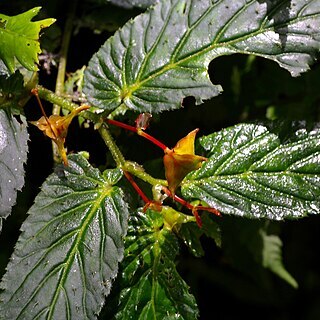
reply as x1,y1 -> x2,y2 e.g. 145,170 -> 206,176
0,109 -> 28,233
261,231 -> 298,288
0,7 -> 55,74
182,124 -> 320,220
84,0 -> 320,113
105,209 -> 199,319
0,154 -> 129,319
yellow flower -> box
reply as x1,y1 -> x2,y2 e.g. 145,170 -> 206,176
31,105 -> 89,165
163,129 -> 206,195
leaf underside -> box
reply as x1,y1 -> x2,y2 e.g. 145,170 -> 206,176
0,154 -> 129,320
106,209 -> 199,320
182,124 -> 320,220
0,109 -> 28,233
0,7 -> 55,74
84,0 -> 320,114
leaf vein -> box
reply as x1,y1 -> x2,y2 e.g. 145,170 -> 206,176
77,251 -> 89,319
213,0 -> 256,44
135,12 -> 320,90
211,131 -> 274,175
136,1 -> 177,82
170,0 -> 217,61
46,186 -> 112,318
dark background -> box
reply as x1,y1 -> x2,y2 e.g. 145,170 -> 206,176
1,1 -> 320,319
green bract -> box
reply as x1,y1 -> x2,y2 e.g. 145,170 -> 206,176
84,0 -> 320,113
0,7 -> 55,74
0,155 -> 129,319
182,124 -> 320,219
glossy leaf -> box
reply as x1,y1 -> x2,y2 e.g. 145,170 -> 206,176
0,109 -> 28,233
84,0 -> 320,113
106,209 -> 199,319
0,154 -> 129,319
0,7 -> 55,73
182,124 -> 320,220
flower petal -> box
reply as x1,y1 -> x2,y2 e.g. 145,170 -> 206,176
173,128 -> 199,155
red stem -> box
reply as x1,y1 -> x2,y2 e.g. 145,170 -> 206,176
106,118 -> 168,151
162,187 -> 221,227
108,119 -> 221,227
163,188 -> 194,211
123,171 -> 150,204
138,130 -> 168,151
31,88 -> 58,139
123,171 -> 162,212
107,118 -> 137,133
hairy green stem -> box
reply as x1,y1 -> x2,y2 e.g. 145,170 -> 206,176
36,85 -> 77,111
99,124 -> 125,167
123,161 -> 167,186
36,86 -> 98,122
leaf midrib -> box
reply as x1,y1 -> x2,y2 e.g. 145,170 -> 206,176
150,229 -> 161,320
12,183 -> 110,319
183,171 -> 317,205
46,184 -> 113,319
184,170 -> 318,183
125,12 -> 319,96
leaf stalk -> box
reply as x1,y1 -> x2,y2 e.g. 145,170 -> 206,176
35,86 -> 97,122
99,124 -> 125,167
107,118 -> 168,151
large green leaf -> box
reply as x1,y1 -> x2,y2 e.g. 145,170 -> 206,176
182,124 -> 320,220
84,0 -> 320,113
0,7 -> 55,74
0,154 -> 129,319
0,109 -> 28,233
105,209 -> 199,319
